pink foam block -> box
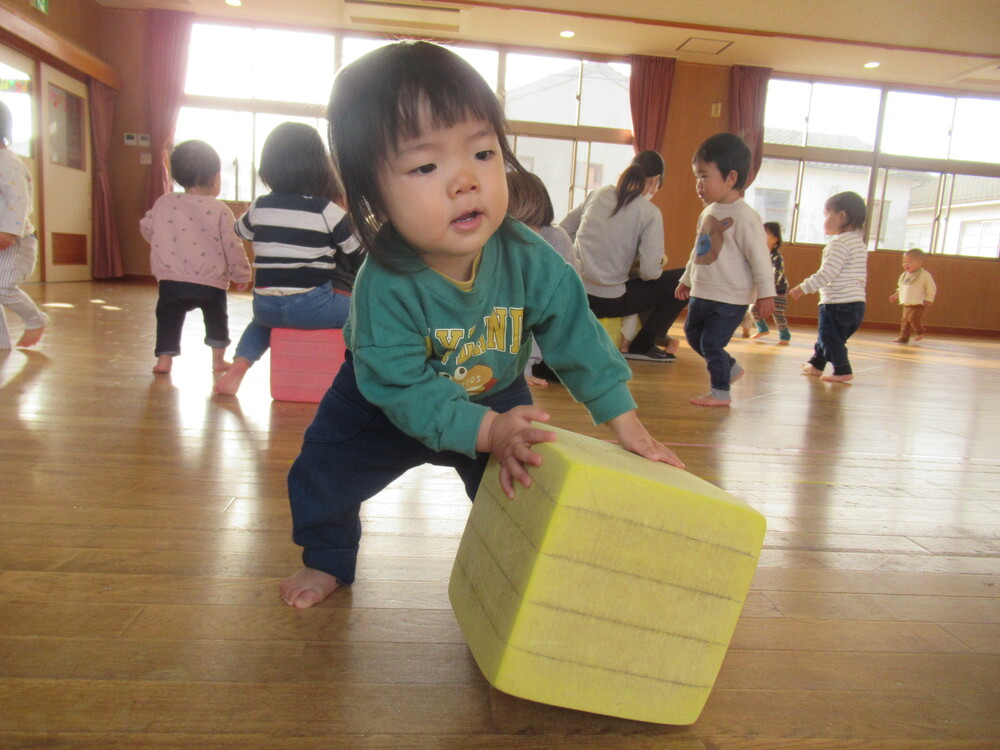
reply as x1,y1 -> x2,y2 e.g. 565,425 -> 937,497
269,328 -> 346,403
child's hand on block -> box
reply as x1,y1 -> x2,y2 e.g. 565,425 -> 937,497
607,410 -> 685,469
478,406 -> 555,498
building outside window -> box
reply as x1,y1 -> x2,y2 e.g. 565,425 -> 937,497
755,78 -> 1000,258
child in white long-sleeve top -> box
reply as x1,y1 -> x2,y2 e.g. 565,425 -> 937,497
890,248 -> 936,344
675,133 -> 775,407
140,140 -> 251,374
789,191 -> 868,383
0,101 -> 48,349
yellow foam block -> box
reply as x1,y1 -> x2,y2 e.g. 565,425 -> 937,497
448,425 -> 765,725
597,316 -> 623,347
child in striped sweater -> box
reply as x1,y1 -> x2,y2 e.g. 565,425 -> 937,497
789,191 -> 869,383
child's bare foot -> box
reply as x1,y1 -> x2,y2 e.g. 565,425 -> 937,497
820,373 -> 853,383
16,326 -> 44,347
892,337 -> 907,344
214,357 -> 251,395
777,340 -> 789,346
740,327 -> 750,338
152,355 -> 173,374
691,393 -> 731,407
802,363 -> 823,377
914,335 -> 923,341
525,374 -> 549,388
749,330 -> 768,339
280,567 -> 340,608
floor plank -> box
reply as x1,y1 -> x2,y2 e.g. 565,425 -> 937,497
1,280 -> 998,747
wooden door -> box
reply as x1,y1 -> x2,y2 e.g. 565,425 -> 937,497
39,63 -> 91,282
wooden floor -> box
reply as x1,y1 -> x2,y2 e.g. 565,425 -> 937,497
2,280 -> 999,749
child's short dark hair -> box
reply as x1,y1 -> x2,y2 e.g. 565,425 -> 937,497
904,247 -> 926,259
763,221 -> 783,251
0,100 -> 12,146
692,133 -> 751,191
825,191 -> 867,232
259,122 -> 342,203
169,140 -> 221,190
328,40 -> 529,270
507,171 -> 554,229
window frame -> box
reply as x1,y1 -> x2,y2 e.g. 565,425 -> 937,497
761,74 -> 1000,258
179,25 -> 632,206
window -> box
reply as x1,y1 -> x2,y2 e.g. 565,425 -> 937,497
904,224 -> 933,250
185,25 -> 335,104
750,188 -> 791,225
762,77 -> 1000,256
48,84 -> 85,170
744,158 -> 798,234
881,91 -> 954,160
174,108 -> 252,199
798,162 -> 871,244
958,220 -> 1000,258
181,25 -> 631,208
764,79 -> 879,152
504,53 -> 631,130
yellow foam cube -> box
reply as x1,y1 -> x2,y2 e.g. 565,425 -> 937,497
448,425 -> 765,725
597,316 -> 623,347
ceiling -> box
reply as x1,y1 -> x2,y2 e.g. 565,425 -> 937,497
94,0 -> 1000,93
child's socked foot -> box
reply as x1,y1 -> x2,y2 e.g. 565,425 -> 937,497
691,393 -> 731,407
820,373 -> 853,383
802,363 -> 823,377
279,567 -> 340,608
152,355 -> 173,374
17,326 -> 45,348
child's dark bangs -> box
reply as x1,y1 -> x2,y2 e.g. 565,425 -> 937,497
394,64 -> 501,141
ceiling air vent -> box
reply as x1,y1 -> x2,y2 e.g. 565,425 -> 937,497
344,0 -> 465,33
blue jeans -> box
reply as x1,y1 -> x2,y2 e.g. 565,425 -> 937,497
809,301 -> 866,376
684,297 -> 747,400
287,354 -> 532,584
234,282 -> 351,363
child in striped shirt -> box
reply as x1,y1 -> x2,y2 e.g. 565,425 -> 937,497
789,191 -> 868,383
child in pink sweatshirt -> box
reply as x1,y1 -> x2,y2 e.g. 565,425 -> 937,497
140,140 -> 251,374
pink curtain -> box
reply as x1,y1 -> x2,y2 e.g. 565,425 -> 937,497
629,55 -> 676,154
89,79 -> 123,278
730,64 -> 772,189
144,9 -> 193,210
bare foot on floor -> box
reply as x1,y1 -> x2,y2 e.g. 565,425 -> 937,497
525,374 -> 549,388
152,355 -> 173,374
280,567 -> 340,608
802,363 -> 823,377
17,326 -> 44,347
214,357 -> 251,395
690,393 -> 731,407
820,373 -> 853,383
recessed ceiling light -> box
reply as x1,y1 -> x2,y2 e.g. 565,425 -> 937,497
225,0 -> 242,6
560,30 -> 575,38
864,61 -> 880,69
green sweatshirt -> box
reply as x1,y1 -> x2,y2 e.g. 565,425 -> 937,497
344,219 -> 636,458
